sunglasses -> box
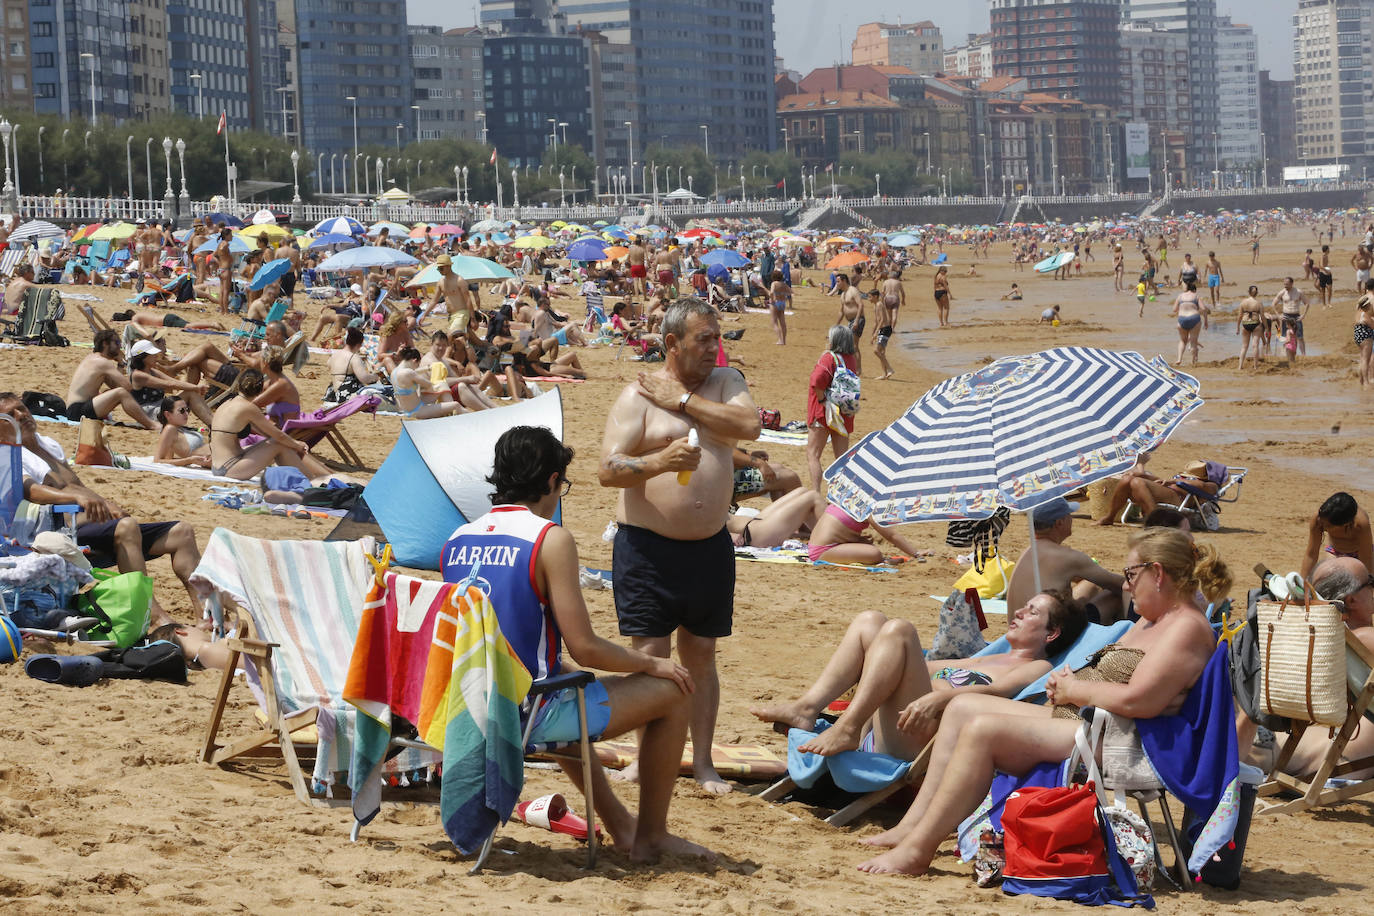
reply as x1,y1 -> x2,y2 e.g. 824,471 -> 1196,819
1122,562 -> 1156,586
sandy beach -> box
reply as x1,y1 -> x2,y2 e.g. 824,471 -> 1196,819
4,223 -> 1374,913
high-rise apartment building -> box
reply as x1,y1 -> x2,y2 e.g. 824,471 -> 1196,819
128,0 -> 170,120
483,31 -> 593,170
32,0 -> 135,121
0,0 -> 32,110
851,21 -> 945,75
1215,17 -> 1259,180
409,26 -> 488,143
1259,69 -> 1296,181
944,34 -> 994,82
168,0 -> 279,130
586,30 -> 638,175
1122,0 -> 1219,186
988,0 -> 1122,107
1293,0 -> 1374,171
489,1 -> 776,161
293,0 -> 412,161
277,0 -> 301,146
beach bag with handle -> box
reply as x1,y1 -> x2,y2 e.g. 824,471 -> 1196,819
825,351 -> 861,416
1257,589 -> 1347,727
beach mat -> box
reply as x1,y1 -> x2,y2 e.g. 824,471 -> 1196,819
126,457 -> 262,485
591,740 -> 785,780
756,429 -> 807,447
734,546 -> 898,573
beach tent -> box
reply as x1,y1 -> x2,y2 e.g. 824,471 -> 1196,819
363,389 -> 564,569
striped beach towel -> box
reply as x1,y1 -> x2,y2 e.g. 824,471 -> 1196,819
419,584 -> 532,854
189,529 -> 427,788
343,570 -> 448,831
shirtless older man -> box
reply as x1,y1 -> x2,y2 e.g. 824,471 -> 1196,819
1007,498 -> 1125,622
599,297 -> 761,794
65,329 -> 160,430
2,261 -> 35,315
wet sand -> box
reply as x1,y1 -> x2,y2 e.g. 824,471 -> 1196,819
2,227 -> 1373,913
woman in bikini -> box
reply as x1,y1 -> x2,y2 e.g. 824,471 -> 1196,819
727,487 -> 826,550
1170,278 -> 1208,366
768,270 -> 792,346
933,265 -> 952,327
751,589 -> 1087,759
857,528 -> 1230,874
153,396 -> 211,469
391,347 -> 467,419
805,500 -> 925,566
251,345 -> 302,425
208,368 -> 334,483
1236,284 -> 1265,370
1355,279 -> 1374,387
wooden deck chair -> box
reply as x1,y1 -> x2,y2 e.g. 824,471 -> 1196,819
280,393 -> 379,470
758,620 -> 1133,828
194,529 -> 438,807
1257,630 -> 1374,814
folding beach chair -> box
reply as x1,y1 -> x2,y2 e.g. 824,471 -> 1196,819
0,287 -> 67,346
341,561 -> 600,872
1257,629 -> 1374,814
1120,465 -> 1247,531
230,298 -> 289,343
758,620 -> 1133,827
280,393 -> 380,469
0,246 -> 27,278
194,529 -> 438,806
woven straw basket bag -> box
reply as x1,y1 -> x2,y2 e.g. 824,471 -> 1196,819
1257,592 -> 1347,727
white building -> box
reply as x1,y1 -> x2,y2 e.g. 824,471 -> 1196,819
1215,17 -> 1260,181
1292,0 -> 1374,171
943,34 -> 994,82
852,21 -> 945,76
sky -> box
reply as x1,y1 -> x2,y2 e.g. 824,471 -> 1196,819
404,1 -> 1297,80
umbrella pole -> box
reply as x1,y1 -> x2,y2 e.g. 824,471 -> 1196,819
1027,506 -> 1042,595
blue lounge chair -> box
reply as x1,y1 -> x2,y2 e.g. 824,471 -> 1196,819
758,620 -> 1133,827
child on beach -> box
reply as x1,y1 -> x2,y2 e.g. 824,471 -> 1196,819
1001,283 -> 1022,301
1039,305 -> 1061,325
1136,278 -> 1148,317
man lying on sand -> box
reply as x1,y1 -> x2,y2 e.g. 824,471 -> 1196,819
441,426 -> 712,863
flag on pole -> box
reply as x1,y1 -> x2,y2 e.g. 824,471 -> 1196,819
489,148 -> 497,165
775,179 -> 784,189
825,162 -> 833,173
217,111 -> 227,136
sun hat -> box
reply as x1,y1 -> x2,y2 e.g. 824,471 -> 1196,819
1184,459 -> 1208,479
436,254 -> 453,266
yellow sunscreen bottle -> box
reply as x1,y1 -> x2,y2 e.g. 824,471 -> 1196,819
677,428 -> 698,485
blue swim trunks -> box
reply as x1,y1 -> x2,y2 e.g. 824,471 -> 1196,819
528,681 -> 611,745
1208,274 -> 1220,288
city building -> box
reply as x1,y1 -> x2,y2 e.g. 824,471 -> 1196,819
1117,23 -> 1190,189
498,0 -> 777,161
1122,0 -> 1220,187
0,0 -> 32,110
943,33 -> 994,82
168,0 -> 279,130
1259,69 -> 1297,182
293,0 -> 412,171
276,0 -> 301,146
585,29 -> 638,178
988,0 -> 1122,107
851,21 -> 944,75
483,32 -> 592,171
1215,17 -> 1260,184
776,89 -> 910,167
409,25 -> 487,143
31,0 -> 135,121
128,0 -> 170,120
1292,0 -> 1374,172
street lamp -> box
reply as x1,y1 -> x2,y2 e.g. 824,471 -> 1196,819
559,122 -> 568,146
979,132 -> 989,197
394,124 -> 403,151
375,157 -> 381,199
80,53 -> 96,122
177,138 -> 189,207
700,124 -> 710,159
316,152 -> 324,193
0,121 -> 12,209
780,126 -> 788,155
162,136 -> 173,196
923,131 -> 931,173
189,73 -> 204,120
512,168 -> 519,209
875,173 -> 881,199
275,86 -> 291,141
548,117 -> 558,156
461,166 -> 469,205
125,135 -> 134,200
454,165 -> 461,204
145,137 -> 153,199
365,155 -> 372,196
291,149 -> 301,203
624,120 -> 635,195
37,126 -> 44,189
346,95 -> 359,193
9,124 -> 17,200
330,154 -> 337,194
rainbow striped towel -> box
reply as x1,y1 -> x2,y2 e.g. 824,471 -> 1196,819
418,584 -> 532,854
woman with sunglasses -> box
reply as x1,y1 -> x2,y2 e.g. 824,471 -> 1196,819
856,527 -> 1231,875
153,396 -> 211,469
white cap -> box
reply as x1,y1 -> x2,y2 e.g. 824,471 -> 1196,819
129,339 -> 163,358
350,283 -> 363,295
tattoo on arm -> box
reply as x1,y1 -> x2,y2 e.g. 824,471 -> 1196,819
608,454 -> 647,475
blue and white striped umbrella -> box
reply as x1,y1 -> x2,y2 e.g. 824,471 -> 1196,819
823,347 -> 1202,525
312,216 -> 365,237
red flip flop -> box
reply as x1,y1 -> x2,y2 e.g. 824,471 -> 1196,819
514,794 -> 601,840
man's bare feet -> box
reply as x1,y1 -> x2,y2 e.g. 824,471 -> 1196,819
856,846 -> 929,875
857,824 -> 913,848
694,764 -> 733,796
796,723 -> 862,757
748,701 -> 816,733
630,832 -> 717,863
